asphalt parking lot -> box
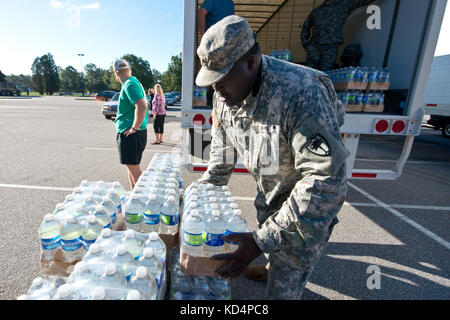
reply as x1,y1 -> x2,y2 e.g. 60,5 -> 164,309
0,96 -> 448,300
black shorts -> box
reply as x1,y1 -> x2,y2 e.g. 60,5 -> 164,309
153,114 -> 166,134
116,129 -> 147,165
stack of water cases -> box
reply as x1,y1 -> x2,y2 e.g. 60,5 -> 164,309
21,230 -> 167,300
170,250 -> 231,300
123,153 -> 183,235
181,182 -> 248,258
38,181 -> 127,263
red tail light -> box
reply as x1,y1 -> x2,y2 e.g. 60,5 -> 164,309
375,120 -> 389,133
193,114 -> 206,126
392,120 -> 406,134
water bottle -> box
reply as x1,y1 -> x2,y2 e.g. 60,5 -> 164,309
38,214 -> 61,261
27,277 -> 55,300
224,210 -> 248,253
83,243 -> 107,276
182,211 -> 205,257
60,215 -> 84,263
111,244 -> 137,281
204,210 -> 226,257
53,203 -> 66,217
191,276 -> 209,296
100,263 -> 127,288
53,284 -> 80,300
138,248 -> 163,288
81,215 -> 103,251
95,228 -> 117,255
121,229 -> 142,259
83,196 -> 99,213
143,195 -> 161,233
144,232 -> 166,265
90,286 -> 108,300
126,290 -> 141,300
124,197 -> 144,231
68,261 -> 96,287
159,196 -> 179,235
93,205 -> 112,229
129,266 -> 157,300
208,278 -> 231,299
171,270 -> 192,296
101,194 -> 119,227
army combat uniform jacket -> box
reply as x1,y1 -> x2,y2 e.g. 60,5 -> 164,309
199,55 -> 350,269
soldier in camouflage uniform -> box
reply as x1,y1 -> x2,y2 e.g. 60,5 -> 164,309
196,15 -> 349,300
301,0 -> 376,71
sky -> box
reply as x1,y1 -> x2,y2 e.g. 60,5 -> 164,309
0,0 -> 184,75
0,0 -> 449,76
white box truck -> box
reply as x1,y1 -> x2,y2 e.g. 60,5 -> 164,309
423,54 -> 450,137
181,0 -> 447,180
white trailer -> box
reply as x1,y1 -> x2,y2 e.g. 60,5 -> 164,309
423,54 -> 450,137
181,0 -> 447,180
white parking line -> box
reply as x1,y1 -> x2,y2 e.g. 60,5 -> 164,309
84,147 -> 174,153
348,182 -> 450,250
0,184 -> 74,192
344,202 -> 450,211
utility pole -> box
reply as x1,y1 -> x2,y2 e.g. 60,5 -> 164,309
78,53 -> 85,96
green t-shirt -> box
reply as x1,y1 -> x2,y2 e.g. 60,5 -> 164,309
115,76 -> 148,133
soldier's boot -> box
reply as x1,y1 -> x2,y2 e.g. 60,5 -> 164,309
244,262 -> 270,281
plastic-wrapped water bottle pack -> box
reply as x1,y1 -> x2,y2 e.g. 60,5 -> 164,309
38,180 -> 127,263
23,229 -> 167,300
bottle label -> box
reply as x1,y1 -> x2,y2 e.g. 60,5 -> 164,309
104,222 -> 111,229
125,272 -> 134,282
205,232 -> 225,247
40,236 -> 61,251
111,212 -> 117,224
125,212 -> 142,224
61,237 -> 83,252
224,230 -> 246,245
182,230 -> 205,247
160,213 -> 179,226
143,211 -> 160,225
82,238 -> 97,250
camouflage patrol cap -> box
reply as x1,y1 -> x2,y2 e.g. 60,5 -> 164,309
196,15 -> 256,87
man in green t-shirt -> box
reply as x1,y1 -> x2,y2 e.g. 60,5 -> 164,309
113,59 -> 149,190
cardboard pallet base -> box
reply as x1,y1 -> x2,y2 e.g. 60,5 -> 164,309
179,248 -> 226,277
344,104 -> 363,112
363,104 -> 385,112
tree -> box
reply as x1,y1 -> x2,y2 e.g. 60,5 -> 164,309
84,63 -> 109,93
31,53 -> 60,95
104,66 -> 122,91
152,69 -> 162,86
0,70 -> 6,82
161,53 -> 182,92
121,54 -> 155,92
5,74 -> 32,91
59,66 -> 83,93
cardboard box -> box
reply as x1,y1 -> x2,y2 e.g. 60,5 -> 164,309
367,82 -> 390,91
363,104 -> 385,113
179,248 -> 226,277
344,104 -> 363,112
333,81 -> 367,91
40,248 -> 79,278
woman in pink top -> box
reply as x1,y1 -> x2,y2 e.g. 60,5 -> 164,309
151,84 -> 166,144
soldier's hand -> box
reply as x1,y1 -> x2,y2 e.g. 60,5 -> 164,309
211,233 -> 263,279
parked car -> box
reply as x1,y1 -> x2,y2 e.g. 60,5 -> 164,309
102,92 -> 119,119
166,91 -> 181,103
96,91 -> 117,102
164,92 -> 178,107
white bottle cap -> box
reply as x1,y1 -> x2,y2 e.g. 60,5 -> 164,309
125,230 -> 135,238
211,203 -> 219,209
95,205 -> 106,212
149,194 -> 156,201
104,263 -> 117,275
233,209 -> 242,216
212,210 -> 220,217
57,284 -> 71,298
143,248 -> 155,258
32,277 -> 44,287
116,244 -> 127,255
87,216 -> 97,224
64,215 -> 76,223
190,209 -> 200,216
135,266 -> 148,278
56,203 -> 65,210
127,290 -> 141,300
44,214 -> 54,222
101,228 -> 112,237
230,203 -> 238,209
149,232 -> 159,241
189,202 -> 198,209
89,243 -> 101,254
92,287 -> 106,300
168,195 -> 176,202
209,197 -> 217,202
74,261 -> 88,273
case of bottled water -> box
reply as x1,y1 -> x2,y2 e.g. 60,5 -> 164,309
170,249 -> 231,300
